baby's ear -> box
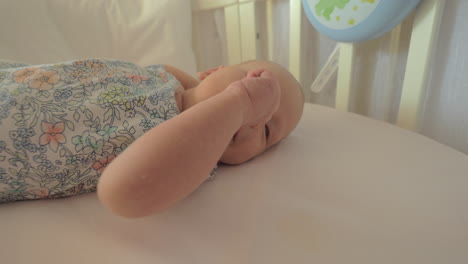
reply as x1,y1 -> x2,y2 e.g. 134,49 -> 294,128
197,65 -> 224,80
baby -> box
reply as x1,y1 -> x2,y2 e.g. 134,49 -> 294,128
0,59 -> 304,217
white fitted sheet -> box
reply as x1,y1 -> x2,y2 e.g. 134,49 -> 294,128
1,103 -> 467,264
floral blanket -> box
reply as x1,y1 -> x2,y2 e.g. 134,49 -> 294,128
0,59 -> 184,202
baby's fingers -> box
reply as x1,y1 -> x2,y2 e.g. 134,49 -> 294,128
247,68 -> 266,78
197,65 -> 224,80
240,69 -> 281,126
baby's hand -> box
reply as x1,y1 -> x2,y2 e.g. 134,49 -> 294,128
227,69 -> 280,128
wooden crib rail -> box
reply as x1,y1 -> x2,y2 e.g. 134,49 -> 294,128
192,0 -> 262,12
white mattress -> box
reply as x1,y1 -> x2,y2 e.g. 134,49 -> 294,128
1,103 -> 467,264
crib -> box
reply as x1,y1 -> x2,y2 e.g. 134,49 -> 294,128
0,0 -> 467,263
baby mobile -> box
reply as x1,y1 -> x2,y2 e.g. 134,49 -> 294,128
301,0 -> 422,95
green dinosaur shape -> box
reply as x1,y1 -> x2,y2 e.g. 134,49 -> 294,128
315,0 -> 351,21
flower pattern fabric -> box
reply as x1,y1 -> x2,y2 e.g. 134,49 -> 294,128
0,59 -> 216,203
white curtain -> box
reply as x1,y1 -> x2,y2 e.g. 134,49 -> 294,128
193,0 -> 468,155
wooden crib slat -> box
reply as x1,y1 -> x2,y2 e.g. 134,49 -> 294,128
381,24 -> 402,121
266,0 -> 274,61
224,4 -> 243,65
239,2 -> 257,60
289,0 -> 302,82
336,43 -> 355,111
397,0 -> 445,131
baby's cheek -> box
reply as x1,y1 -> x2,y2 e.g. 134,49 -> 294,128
227,139 -> 264,164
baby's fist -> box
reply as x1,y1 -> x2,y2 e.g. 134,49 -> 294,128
227,69 -> 280,128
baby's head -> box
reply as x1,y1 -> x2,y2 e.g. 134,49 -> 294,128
191,60 -> 304,164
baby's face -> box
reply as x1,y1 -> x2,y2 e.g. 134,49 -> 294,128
195,61 -> 304,165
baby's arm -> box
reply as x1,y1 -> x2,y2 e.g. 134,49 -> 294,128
98,70 -> 280,218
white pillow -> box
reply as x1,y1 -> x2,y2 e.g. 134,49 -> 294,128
0,0 -> 197,76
